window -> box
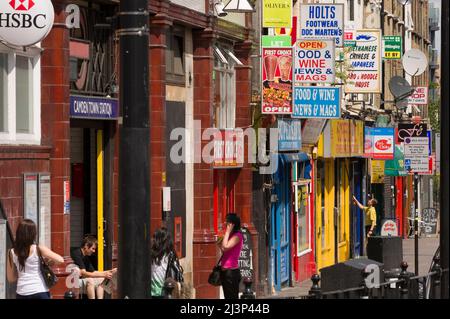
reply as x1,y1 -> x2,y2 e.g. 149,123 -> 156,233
166,26 -> 185,85
213,46 -> 237,129
0,45 -> 41,144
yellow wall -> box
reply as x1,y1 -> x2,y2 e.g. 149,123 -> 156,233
316,159 -> 335,271
338,160 -> 350,263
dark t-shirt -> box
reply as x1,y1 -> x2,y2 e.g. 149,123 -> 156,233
70,247 -> 95,273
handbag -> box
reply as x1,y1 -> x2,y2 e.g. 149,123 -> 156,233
208,254 -> 223,286
36,246 -> 58,289
165,251 -> 184,283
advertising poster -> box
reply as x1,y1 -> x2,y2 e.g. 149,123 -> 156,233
292,87 -> 340,118
213,129 -> 244,168
383,36 -> 402,59
262,48 -> 293,114
294,39 -> 335,84
371,160 -> 385,184
24,174 -> 38,224
345,30 -> 382,93
299,4 -> 344,47
263,0 -> 293,28
407,87 -> 429,105
278,118 -> 302,151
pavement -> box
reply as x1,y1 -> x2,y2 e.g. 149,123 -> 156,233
268,237 -> 440,299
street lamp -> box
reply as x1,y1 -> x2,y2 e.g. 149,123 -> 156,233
223,0 -> 255,13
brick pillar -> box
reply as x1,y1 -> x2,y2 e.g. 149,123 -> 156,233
41,0 -> 71,298
234,40 -> 260,296
149,13 -> 171,235
192,28 -> 218,299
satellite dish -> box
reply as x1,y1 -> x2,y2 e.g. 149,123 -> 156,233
402,49 -> 428,76
389,76 -> 413,100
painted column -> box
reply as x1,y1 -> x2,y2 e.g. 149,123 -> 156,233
41,0 -> 71,298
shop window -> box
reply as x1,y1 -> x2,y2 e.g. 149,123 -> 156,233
213,46 -> 237,129
0,46 -> 40,145
296,183 -> 310,255
166,26 -> 185,85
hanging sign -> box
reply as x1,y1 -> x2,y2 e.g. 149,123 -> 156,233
407,87 -> 429,105
372,128 -> 395,160
278,118 -> 302,152
299,4 -> 344,47
345,30 -> 382,93
0,0 -> 55,46
262,48 -> 293,114
404,137 -> 429,173
213,129 -> 244,169
301,119 -> 327,146
364,126 -> 373,158
263,0 -> 293,28
383,36 -> 402,59
397,123 -> 427,143
292,87 -> 340,118
262,35 -> 291,47
294,39 -> 335,84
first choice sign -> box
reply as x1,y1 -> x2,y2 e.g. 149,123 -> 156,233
0,0 -> 54,46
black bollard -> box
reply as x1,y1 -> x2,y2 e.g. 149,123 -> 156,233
431,256 -> 442,299
240,277 -> 256,299
309,274 -> 321,299
399,262 -> 410,299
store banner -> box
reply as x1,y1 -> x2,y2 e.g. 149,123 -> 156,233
292,87 -> 340,118
299,4 -> 344,47
345,29 -> 382,93
278,119 -> 302,152
293,39 -> 335,84
262,48 -> 293,114
301,119 -> 327,146
383,36 -> 402,59
407,87 -> 429,105
397,123 -> 427,143
263,0 -> 293,28
323,120 -> 364,157
262,35 -> 291,47
213,129 -> 244,169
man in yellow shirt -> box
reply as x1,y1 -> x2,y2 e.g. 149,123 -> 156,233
352,195 -> 378,237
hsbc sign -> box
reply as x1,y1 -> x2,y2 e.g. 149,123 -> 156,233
0,0 -> 54,46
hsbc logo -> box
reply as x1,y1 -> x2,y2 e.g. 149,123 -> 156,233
9,0 -> 35,11
0,0 -> 54,46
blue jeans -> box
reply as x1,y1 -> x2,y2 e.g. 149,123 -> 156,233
16,292 -> 51,299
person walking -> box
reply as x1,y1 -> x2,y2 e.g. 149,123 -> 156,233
218,213 -> 243,299
6,219 -> 64,299
150,227 -> 183,298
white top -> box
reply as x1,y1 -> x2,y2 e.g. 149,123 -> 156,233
11,245 -> 48,296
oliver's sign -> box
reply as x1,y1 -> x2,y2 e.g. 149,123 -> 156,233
0,0 -> 54,46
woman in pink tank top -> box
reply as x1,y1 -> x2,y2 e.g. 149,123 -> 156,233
219,213 -> 243,299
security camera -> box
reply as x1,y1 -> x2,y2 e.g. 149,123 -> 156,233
214,0 -> 227,17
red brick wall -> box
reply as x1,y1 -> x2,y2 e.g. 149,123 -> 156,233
0,147 -> 51,232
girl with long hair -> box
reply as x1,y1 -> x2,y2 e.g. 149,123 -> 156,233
6,219 -> 64,299
219,213 -> 243,299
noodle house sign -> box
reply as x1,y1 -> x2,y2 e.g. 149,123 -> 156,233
0,0 -> 54,46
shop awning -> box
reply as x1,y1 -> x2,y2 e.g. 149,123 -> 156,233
281,152 -> 310,163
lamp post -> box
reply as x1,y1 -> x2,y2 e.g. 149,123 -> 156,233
441,0 -> 449,299
118,0 -> 151,299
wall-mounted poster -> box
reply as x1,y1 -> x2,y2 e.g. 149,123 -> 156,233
345,30 -> 382,93
262,48 -> 293,114
39,174 -> 51,247
24,174 -> 38,224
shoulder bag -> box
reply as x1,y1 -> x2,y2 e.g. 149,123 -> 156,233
36,246 -> 58,289
208,254 -> 223,286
